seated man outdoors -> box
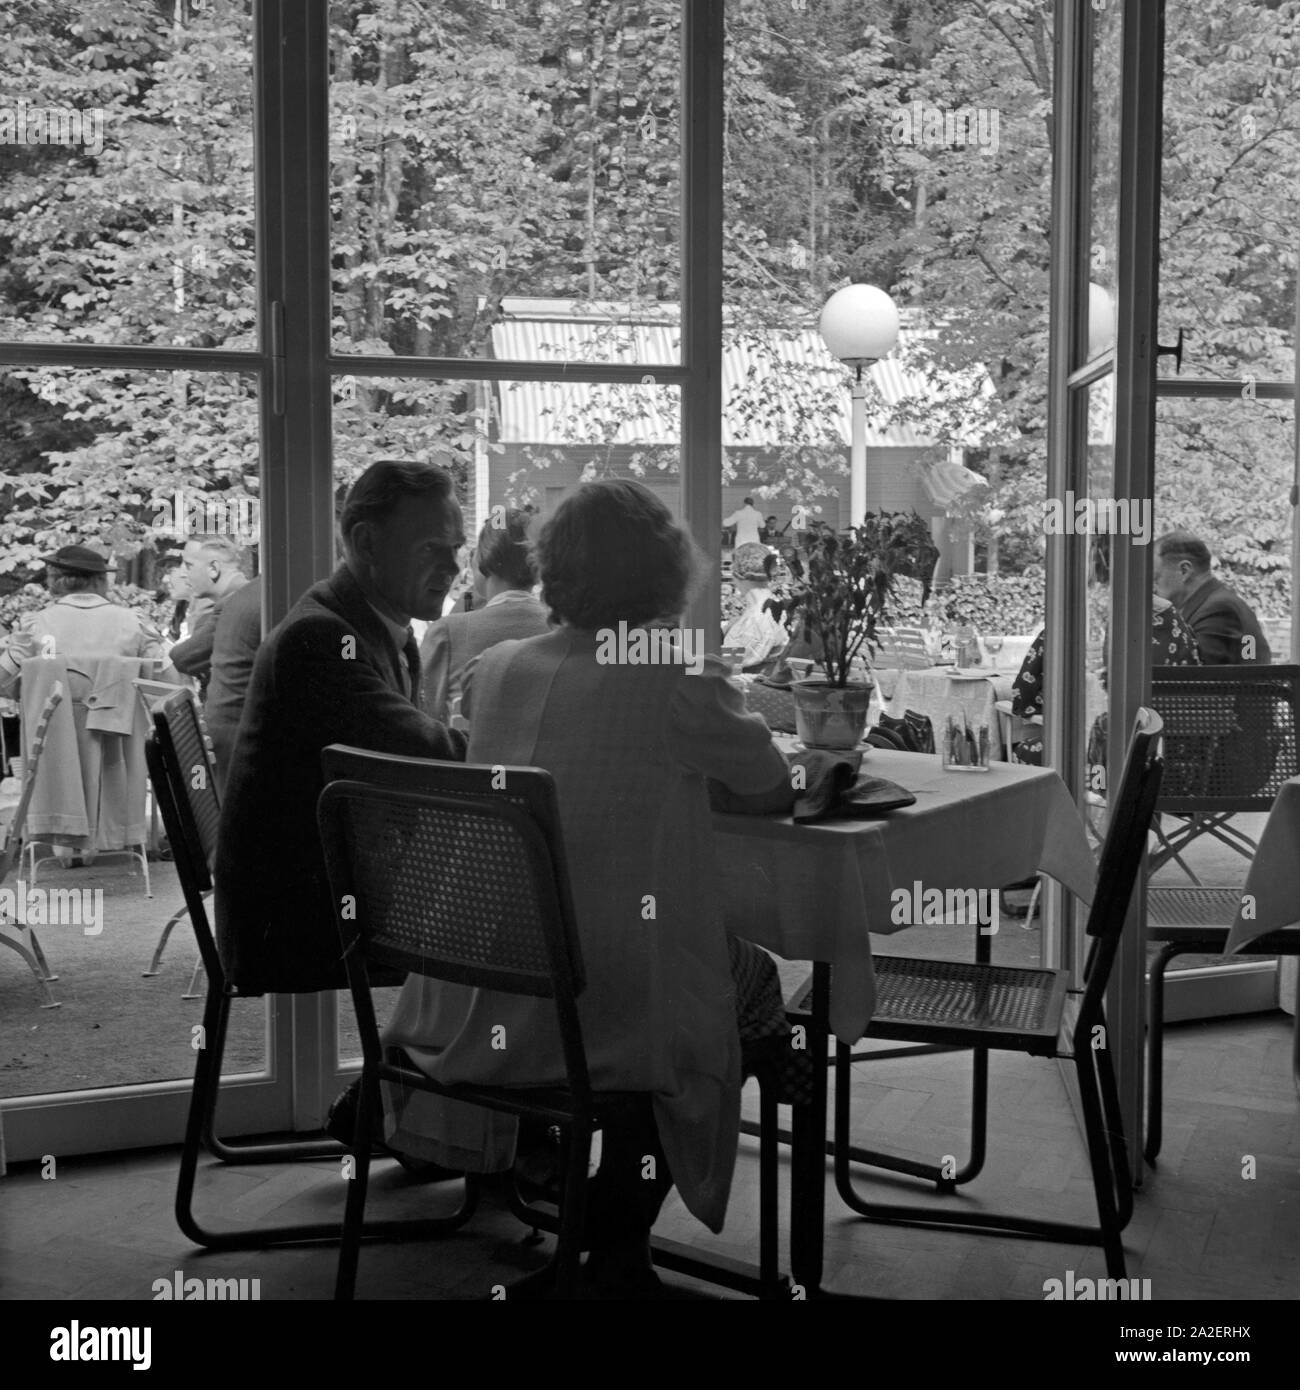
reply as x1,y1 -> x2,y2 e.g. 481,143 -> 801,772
203,574 -> 262,794
1153,530 -> 1271,665
383,479 -> 804,1296
1011,595 -> 1200,766
215,460 -> 467,997
168,536 -> 250,697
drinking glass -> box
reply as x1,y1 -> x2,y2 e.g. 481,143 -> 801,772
985,633 -> 1005,671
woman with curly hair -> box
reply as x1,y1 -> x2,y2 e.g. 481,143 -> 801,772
384,479 -> 800,1296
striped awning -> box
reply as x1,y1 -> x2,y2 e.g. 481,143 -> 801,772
489,300 -> 1001,451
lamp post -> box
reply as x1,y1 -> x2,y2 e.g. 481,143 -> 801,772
818,284 -> 901,526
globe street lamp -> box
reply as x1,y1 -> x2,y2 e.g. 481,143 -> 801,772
818,284 -> 901,526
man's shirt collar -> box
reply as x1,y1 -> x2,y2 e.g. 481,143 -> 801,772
366,601 -> 412,654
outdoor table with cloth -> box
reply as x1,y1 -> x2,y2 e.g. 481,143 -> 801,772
711,742 -> 1095,1294
1226,776 -> 1300,1088
879,667 -> 1015,758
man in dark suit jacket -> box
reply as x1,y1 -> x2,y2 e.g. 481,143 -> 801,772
170,536 -> 250,696
1154,531 -> 1271,666
204,574 -> 263,793
215,461 -> 467,996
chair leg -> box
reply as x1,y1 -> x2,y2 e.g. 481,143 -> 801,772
1075,1048 -> 1127,1279
833,1038 -> 987,1199
1094,1028 -> 1135,1228
830,1036 -> 1130,1256
1146,942 -> 1173,1166
143,904 -> 191,976
182,955 -> 205,1001
176,983 -> 476,1251
1145,939 -> 1198,1167
0,929 -> 61,1007
28,929 -> 58,982
334,1068 -> 378,1301
552,1118 -> 592,1298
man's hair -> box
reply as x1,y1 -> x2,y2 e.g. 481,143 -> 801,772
477,509 -> 537,590
536,479 -> 703,629
188,535 -> 241,567
338,460 -> 455,547
49,567 -> 107,597
1155,530 -> 1212,572
743,496 -> 753,506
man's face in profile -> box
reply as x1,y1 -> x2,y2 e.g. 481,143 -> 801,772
365,494 -> 465,622
1152,548 -> 1192,604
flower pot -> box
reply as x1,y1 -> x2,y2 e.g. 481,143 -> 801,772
792,679 -> 874,750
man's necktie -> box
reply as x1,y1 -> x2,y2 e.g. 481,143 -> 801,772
403,627 -> 421,705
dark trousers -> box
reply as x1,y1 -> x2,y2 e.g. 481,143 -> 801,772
583,1096 -> 674,1250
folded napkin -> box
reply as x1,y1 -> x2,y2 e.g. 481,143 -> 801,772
788,748 -> 917,823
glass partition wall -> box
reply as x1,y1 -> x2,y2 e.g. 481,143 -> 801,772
1048,0 -> 1298,1166
5,0 -> 1287,1176
0,0 -> 719,1157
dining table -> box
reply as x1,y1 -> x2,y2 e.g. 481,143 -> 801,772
878,665 -> 1016,758
709,738 -> 1097,1296
1225,775 -> 1300,1090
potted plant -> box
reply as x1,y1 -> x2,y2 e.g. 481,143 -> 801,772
765,512 -> 937,749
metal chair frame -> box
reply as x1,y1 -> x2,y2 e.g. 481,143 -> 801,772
827,710 -> 1165,1279
137,679 -> 206,993
147,693 -> 474,1251
318,744 -> 791,1300
1144,665 -> 1300,1163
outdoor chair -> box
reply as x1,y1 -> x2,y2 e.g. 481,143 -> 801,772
875,626 -> 932,671
1143,663 -> 1300,1164
318,745 -> 792,1300
146,692 -> 475,1250
0,683 -> 65,1008
136,679 -> 207,996
825,709 -> 1164,1279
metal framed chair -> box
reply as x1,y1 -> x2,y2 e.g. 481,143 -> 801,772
146,692 -> 475,1250
828,709 -> 1164,1279
318,744 -> 793,1300
1148,664 -> 1298,874
137,679 -> 207,995
0,683 -> 65,1008
1143,664 -> 1300,1164
876,626 -> 932,671
318,751 -> 621,1300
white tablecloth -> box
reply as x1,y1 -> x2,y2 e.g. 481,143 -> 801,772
1226,777 -> 1300,1013
713,748 -> 1096,1042
880,667 -> 1015,757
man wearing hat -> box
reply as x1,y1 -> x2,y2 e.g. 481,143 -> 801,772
0,545 -> 167,696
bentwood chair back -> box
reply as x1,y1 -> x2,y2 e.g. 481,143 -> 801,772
0,683 -> 65,1007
